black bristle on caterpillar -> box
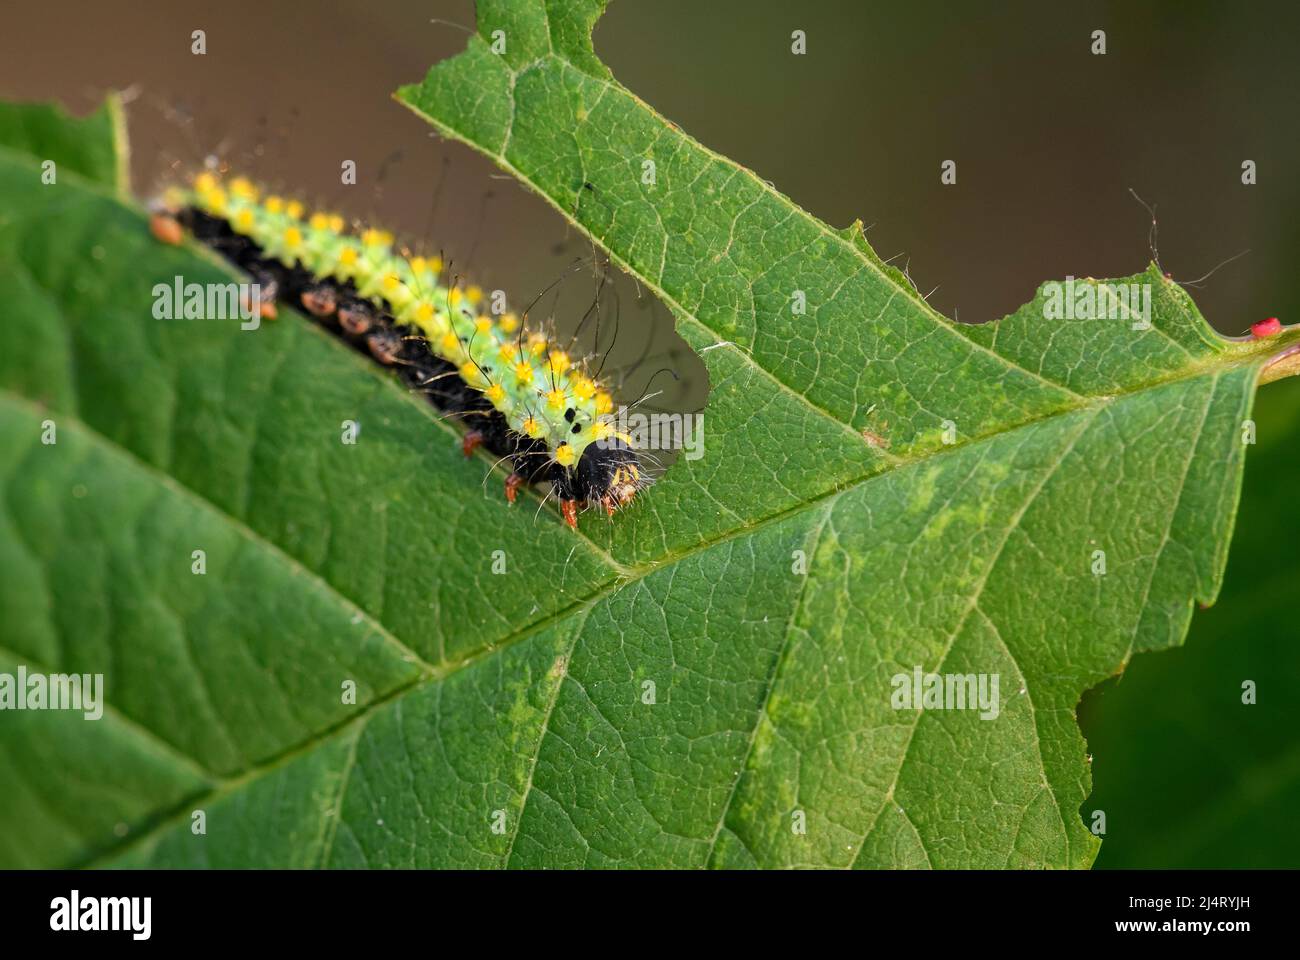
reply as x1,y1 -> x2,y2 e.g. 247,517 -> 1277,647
153,175 -> 649,529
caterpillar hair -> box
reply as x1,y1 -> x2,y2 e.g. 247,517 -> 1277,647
150,172 -> 651,529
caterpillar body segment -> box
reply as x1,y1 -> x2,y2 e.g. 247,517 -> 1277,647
151,173 -> 650,527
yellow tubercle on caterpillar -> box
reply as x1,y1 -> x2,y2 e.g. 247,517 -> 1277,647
406,300 -> 446,337
520,415 -> 546,440
204,188 -> 227,215
194,172 -> 219,195
553,443 -> 577,468
512,361 -> 535,386
257,222 -> 304,264
459,361 -> 487,389
547,350 -> 571,376
170,170 -> 644,510
229,177 -> 258,201
376,271 -> 415,310
441,331 -> 464,359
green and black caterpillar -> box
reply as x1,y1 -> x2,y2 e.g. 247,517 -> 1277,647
151,172 -> 648,529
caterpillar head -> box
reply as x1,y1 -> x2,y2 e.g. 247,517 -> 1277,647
573,438 -> 647,520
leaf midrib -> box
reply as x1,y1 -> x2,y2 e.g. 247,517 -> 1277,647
52,343 -> 1248,867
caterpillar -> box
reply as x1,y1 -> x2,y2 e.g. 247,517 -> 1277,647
149,172 -> 649,529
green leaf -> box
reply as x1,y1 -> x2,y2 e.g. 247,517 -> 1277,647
0,95 -> 129,195
1082,375 -> 1300,868
1,0 -> 1297,868
390,0 -> 1300,868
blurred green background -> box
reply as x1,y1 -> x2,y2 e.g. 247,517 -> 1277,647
1,0 -> 1296,867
